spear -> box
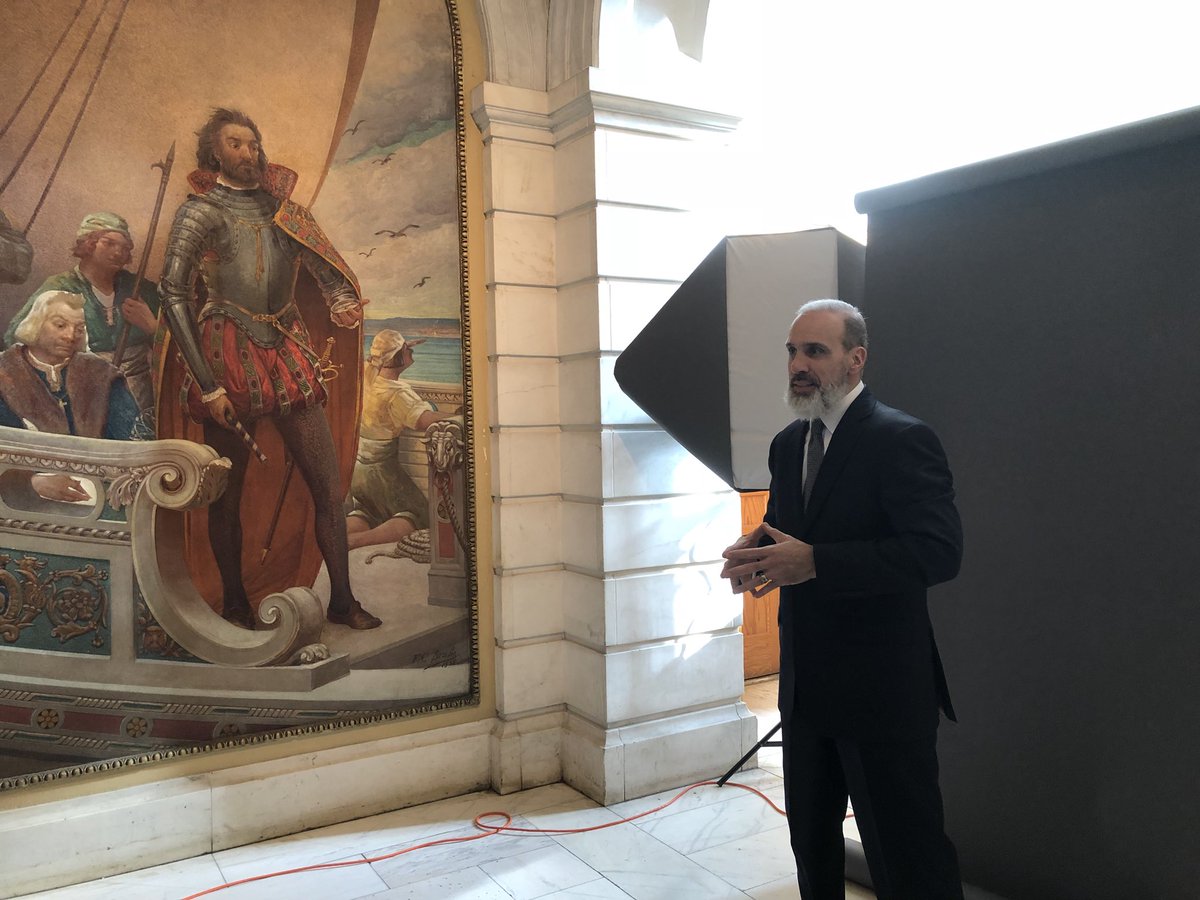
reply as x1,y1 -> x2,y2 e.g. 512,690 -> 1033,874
259,457 -> 294,564
112,141 -> 175,367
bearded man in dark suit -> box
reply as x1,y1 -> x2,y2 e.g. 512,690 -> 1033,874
722,299 -> 964,900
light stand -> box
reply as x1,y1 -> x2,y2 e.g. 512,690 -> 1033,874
717,721 -> 782,785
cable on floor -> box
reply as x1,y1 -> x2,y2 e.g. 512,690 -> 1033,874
179,778 -> 851,899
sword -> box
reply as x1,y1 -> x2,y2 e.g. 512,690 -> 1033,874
113,141 -> 175,367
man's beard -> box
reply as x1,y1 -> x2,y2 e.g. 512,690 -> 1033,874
785,366 -> 852,420
221,159 -> 260,188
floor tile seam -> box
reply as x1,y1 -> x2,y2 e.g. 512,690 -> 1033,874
215,831 -> 444,878
632,818 -> 791,856
516,800 -> 623,832
625,787 -> 784,832
349,791 -> 588,859
365,824 -> 554,863
639,812 -> 793,859
610,775 -> 778,816
404,785 -> 593,825
366,827 -> 561,885
214,848 -> 376,887
501,786 -> 595,817
548,819 -> 728,883
734,867 -> 807,895
445,863 -> 511,900
206,799 -> 501,863
357,862 -> 479,898
507,876 -> 624,900
545,812 -> 664,852
510,833 -> 614,897
477,844 -> 608,900
683,846 -> 784,896
209,852 -> 390,898
357,830 -> 484,868
591,878 -> 638,900
591,860 -> 757,900
679,813 -> 793,858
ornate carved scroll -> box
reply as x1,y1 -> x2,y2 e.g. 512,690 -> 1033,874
424,419 -> 467,608
0,428 -> 328,667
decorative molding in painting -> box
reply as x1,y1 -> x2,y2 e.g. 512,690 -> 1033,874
0,553 -> 109,649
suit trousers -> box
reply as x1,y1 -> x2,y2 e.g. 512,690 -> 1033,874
781,722 -> 963,900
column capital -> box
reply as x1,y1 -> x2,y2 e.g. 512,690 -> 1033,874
471,68 -> 741,145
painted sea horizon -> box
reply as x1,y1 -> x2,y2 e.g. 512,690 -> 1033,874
363,316 -> 462,384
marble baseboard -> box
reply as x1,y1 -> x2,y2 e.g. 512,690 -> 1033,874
491,709 -> 567,795
0,776 -> 213,898
562,701 -> 759,805
0,719 -> 496,898
1,700 -> 759,896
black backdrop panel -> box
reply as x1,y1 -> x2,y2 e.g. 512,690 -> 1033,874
859,125 -> 1200,900
614,240 -> 733,486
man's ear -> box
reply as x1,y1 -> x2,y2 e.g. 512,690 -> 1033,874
851,346 -> 867,372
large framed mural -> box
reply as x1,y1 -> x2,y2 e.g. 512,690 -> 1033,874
0,0 -> 477,788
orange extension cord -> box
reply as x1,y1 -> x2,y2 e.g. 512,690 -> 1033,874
179,778 -> 852,899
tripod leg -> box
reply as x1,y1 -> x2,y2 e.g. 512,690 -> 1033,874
717,721 -> 783,785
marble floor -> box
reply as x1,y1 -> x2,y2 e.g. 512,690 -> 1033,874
19,676 -> 873,899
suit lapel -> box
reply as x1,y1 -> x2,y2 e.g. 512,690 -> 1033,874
802,388 -> 875,528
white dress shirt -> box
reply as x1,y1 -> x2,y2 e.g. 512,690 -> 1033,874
802,380 -> 865,486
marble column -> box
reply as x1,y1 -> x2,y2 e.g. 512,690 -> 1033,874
474,67 -> 757,804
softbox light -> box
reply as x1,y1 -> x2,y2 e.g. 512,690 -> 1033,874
614,227 -> 864,491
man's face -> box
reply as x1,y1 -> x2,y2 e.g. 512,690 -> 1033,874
213,123 -> 262,188
34,303 -> 87,365
785,310 -> 865,418
88,230 -> 133,273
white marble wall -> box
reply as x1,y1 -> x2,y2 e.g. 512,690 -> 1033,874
475,68 -> 757,805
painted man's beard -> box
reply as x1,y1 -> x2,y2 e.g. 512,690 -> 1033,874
220,159 -> 260,187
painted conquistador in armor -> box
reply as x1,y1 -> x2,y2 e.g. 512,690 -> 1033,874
158,107 -> 381,630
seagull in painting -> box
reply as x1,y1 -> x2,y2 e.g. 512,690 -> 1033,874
373,152 -> 396,166
343,119 -> 367,136
359,247 -> 377,258
413,275 -> 431,288
375,224 -> 420,239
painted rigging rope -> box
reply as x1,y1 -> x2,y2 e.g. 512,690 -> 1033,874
23,0 -> 133,237
0,0 -> 111,196
0,0 -> 89,141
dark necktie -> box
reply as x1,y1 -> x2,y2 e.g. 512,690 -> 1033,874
803,418 -> 825,509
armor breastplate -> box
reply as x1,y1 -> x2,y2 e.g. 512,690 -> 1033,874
200,188 -> 299,313
159,180 -> 353,394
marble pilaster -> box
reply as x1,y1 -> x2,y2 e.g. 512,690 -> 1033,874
474,69 -> 755,804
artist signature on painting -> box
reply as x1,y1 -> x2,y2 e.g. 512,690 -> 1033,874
413,648 -> 458,669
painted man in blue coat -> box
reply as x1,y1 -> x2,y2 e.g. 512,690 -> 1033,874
0,290 -> 138,503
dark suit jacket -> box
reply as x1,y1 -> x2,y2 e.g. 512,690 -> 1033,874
767,387 -> 962,741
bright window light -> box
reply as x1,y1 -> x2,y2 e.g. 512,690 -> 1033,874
708,0 -> 1200,243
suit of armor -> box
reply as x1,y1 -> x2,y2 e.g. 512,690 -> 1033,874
157,171 -> 380,630
159,184 -> 356,421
